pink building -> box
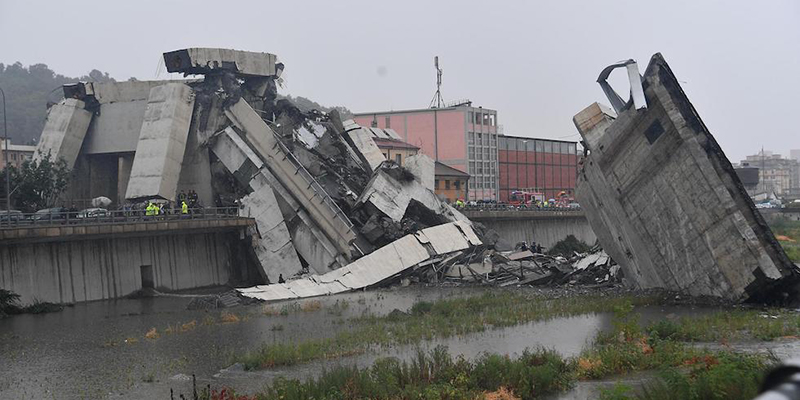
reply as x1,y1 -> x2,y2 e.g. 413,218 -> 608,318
353,104 -> 498,201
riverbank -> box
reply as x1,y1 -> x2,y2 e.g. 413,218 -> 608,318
180,292 -> 785,399
2,285 -> 796,399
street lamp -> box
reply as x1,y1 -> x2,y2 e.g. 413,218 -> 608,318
0,87 -> 8,216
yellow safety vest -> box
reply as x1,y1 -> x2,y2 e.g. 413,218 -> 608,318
181,202 -> 188,214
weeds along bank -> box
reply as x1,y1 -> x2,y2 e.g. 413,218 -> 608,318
771,219 -> 800,263
179,296 -> 781,400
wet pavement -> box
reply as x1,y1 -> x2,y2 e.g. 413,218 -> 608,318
0,286 -> 748,399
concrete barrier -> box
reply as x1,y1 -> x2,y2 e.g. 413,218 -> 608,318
462,210 -> 596,249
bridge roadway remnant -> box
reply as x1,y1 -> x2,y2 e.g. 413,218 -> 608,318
461,209 -> 596,250
0,212 -> 261,305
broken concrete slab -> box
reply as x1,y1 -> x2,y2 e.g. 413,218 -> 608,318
125,83 -> 195,201
574,53 -> 798,302
34,98 -> 92,168
346,127 -> 386,172
404,153 -> 435,191
211,127 -> 344,274
164,48 -> 280,78
240,182 -> 303,282
237,221 -> 482,302
225,98 -> 357,259
357,168 -> 472,224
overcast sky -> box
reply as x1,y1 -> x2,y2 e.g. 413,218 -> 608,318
1,0 -> 798,162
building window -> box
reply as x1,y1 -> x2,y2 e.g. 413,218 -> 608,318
435,180 -> 440,190
468,132 -> 474,144
395,154 -> 402,165
385,116 -> 391,129
468,146 -> 474,159
468,112 -> 474,124
469,162 -> 475,173
445,180 -> 451,190
455,180 -> 461,190
475,112 -> 482,125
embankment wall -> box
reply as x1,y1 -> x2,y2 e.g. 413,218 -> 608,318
0,232 -> 255,304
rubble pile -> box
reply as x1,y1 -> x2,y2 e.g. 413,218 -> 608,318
430,245 -> 622,288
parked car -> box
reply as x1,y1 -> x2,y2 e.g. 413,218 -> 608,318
0,210 -> 24,223
30,207 -> 68,223
77,207 -> 109,219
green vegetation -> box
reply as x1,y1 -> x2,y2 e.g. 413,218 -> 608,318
645,309 -> 800,342
0,289 -> 64,317
223,303 -> 774,399
6,152 -> 71,212
547,234 -> 591,256
239,292 -> 658,370
770,219 -> 800,262
258,346 -> 572,400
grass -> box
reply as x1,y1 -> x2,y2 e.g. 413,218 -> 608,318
239,291 -> 660,370
225,295 -> 787,398
217,307 -> 774,400
770,219 -> 800,262
645,308 -> 800,342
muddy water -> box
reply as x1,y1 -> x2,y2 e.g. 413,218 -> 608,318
0,287 -> 721,399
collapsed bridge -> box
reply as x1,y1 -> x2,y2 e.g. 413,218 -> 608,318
29,48 -> 481,298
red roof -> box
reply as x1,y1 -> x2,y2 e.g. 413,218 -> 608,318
373,138 -> 420,150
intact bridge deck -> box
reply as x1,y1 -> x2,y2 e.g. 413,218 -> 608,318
0,208 -> 255,243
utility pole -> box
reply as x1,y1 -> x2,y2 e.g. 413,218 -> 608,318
430,57 -> 444,161
0,86 -> 8,216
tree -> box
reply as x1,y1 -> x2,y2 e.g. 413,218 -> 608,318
6,153 -> 70,212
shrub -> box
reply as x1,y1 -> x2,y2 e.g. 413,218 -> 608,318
547,235 -> 591,256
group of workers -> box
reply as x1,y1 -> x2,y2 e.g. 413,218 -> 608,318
144,200 -> 189,216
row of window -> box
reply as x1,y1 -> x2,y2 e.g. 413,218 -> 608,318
4,152 -> 32,162
467,132 -> 498,147
469,161 -> 497,176
434,179 -> 463,191
468,111 -> 496,127
468,146 -> 498,161
499,138 -> 577,154
472,176 -> 496,189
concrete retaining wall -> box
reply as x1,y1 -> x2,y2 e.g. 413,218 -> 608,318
0,232 -> 253,305
477,217 -> 596,249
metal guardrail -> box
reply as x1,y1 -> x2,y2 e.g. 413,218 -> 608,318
270,132 -> 355,229
0,207 -> 242,229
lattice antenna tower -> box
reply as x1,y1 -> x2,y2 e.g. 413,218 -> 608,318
429,56 -> 444,108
